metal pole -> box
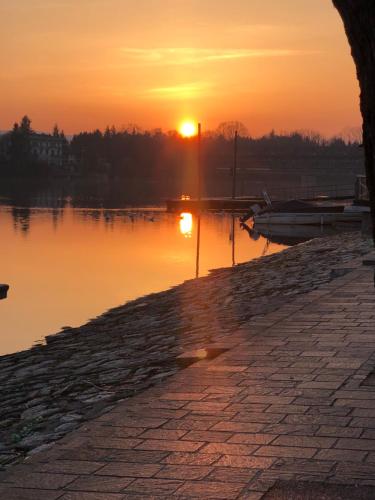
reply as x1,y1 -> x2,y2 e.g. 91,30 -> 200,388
197,123 -> 202,202
196,123 -> 202,278
231,215 -> 235,267
232,130 -> 238,199
195,214 -> 201,278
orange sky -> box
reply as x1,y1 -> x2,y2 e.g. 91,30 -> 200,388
0,0 -> 361,136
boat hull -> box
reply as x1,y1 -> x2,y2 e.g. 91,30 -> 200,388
254,212 -> 362,225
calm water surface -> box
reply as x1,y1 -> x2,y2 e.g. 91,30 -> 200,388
0,205 -> 288,356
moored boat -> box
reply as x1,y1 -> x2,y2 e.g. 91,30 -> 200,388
254,212 -> 362,225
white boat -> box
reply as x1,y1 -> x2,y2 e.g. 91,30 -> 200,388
254,212 -> 363,226
343,205 -> 370,213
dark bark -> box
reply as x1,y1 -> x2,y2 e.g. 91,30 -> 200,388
333,0 -> 375,242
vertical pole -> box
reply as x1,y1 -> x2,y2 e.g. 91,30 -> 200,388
195,123 -> 202,278
231,215 -> 235,267
232,130 -> 238,199
197,123 -> 202,202
195,214 -> 201,278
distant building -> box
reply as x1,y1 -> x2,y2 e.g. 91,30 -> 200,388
30,133 -> 65,167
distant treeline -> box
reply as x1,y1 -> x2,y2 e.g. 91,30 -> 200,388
0,116 -> 363,179
71,126 -> 362,176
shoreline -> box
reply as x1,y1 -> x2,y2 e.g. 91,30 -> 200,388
0,231 -> 372,468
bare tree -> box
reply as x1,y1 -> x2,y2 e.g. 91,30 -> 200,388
216,121 -> 248,140
333,1 -> 375,241
339,126 -> 363,144
296,129 -> 327,146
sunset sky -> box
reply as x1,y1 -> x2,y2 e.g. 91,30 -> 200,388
0,0 -> 361,136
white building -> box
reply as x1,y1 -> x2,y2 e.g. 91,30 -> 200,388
30,133 -> 64,167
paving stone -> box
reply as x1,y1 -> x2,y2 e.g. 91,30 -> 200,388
162,417 -> 221,431
211,421 -> 265,433
66,438 -> 142,450
228,434 -> 276,445
206,466 -> 257,483
59,449 -> 111,462
262,480 -> 375,500
214,455 -> 276,468
105,450 -> 169,463
316,425 -> 363,438
315,449 -> 367,462
269,458 -> 334,473
0,488 -> 63,500
183,401 -> 230,412
334,462 -> 375,480
255,446 -> 316,459
66,475 -> 134,492
335,399 -> 375,409
200,442 -> 258,455
106,418 -> 168,429
262,423 -> 319,436
335,438 -> 375,451
139,429 -> 187,440
155,464 -> 212,480
233,412 -> 284,424
34,460 -> 105,475
135,439 -> 203,452
265,405 -> 308,414
5,472 -> 77,489
272,436 -> 336,449
96,462 -> 162,477
284,414 -> 350,426
124,478 -> 183,495
162,452 -> 222,466
181,430 -> 233,442
61,493 -> 126,500
237,492 -> 263,500
241,396 -> 295,405
176,480 -> 244,499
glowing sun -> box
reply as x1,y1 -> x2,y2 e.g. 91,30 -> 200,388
179,121 -> 197,137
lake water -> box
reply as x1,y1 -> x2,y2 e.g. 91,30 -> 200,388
0,203 -> 290,356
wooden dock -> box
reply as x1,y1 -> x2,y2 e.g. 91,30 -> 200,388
0,284 -> 9,300
166,193 -> 354,213
166,197 -> 263,213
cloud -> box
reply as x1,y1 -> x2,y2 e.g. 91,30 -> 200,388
145,82 -> 213,100
121,47 -> 305,66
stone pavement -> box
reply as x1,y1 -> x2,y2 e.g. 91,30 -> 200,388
1,261 -> 375,499
1,232 -> 370,462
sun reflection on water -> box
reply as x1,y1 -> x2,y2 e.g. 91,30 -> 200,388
179,212 -> 193,238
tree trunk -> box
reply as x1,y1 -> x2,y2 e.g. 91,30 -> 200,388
333,0 -> 375,243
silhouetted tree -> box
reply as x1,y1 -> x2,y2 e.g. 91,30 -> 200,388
53,124 -> 60,137
333,0 -> 375,240
216,121 -> 248,139
9,116 -> 33,172
19,115 -> 33,135
339,126 -> 363,144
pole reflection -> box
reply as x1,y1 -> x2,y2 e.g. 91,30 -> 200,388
179,212 -> 238,279
231,215 -> 236,267
179,211 -> 201,278
195,214 -> 201,278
